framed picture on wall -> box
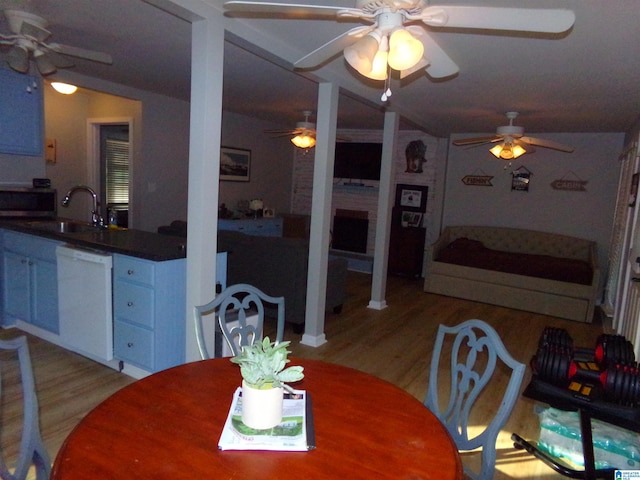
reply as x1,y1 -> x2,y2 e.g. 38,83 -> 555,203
395,184 -> 428,213
220,146 -> 251,182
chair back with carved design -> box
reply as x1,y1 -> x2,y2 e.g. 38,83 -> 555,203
424,320 -> 525,480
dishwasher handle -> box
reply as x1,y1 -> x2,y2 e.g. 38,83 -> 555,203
56,245 -> 112,265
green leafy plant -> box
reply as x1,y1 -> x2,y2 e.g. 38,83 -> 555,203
230,337 -> 304,392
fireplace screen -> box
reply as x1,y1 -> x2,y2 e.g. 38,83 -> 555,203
332,216 -> 368,253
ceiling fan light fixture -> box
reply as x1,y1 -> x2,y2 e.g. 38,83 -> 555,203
368,48 -> 389,80
387,28 -> 423,71
7,44 -> 30,73
344,33 -> 379,75
489,141 -> 526,160
291,134 -> 316,149
51,82 -> 78,94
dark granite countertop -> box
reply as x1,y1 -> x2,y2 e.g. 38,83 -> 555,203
0,219 -> 187,262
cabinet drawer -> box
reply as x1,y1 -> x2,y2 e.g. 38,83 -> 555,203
114,321 -> 153,370
114,255 -> 155,285
113,282 -> 154,328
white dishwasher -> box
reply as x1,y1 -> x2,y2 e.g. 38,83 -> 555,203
56,245 -> 113,363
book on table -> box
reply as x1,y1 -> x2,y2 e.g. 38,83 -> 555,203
218,387 -> 316,451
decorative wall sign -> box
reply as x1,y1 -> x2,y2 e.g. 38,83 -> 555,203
395,184 -> 428,213
461,175 -> 494,186
551,171 -> 588,191
511,166 -> 532,192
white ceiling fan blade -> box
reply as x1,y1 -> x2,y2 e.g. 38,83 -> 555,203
520,136 -> 574,153
408,29 -> 458,78
515,139 -> 536,154
452,135 -> 501,146
268,132 -> 300,138
223,1 -> 361,18
47,43 -> 113,64
20,22 -> 51,43
294,26 -> 373,69
44,50 -> 76,69
420,6 -> 575,34
400,57 -> 429,79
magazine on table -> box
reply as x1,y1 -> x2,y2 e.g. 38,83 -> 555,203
218,387 -> 316,451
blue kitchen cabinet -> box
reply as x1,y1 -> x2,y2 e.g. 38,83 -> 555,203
1,231 -> 61,333
0,68 -> 44,156
113,252 -> 227,372
112,254 -> 187,372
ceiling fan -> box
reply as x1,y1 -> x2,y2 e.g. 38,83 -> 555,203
224,1 -> 576,87
265,110 -> 318,148
0,9 -> 113,76
453,112 -> 575,160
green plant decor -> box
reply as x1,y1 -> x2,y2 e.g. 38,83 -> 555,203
231,337 -> 304,393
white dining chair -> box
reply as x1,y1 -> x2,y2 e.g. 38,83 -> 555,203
193,283 -> 285,358
424,319 -> 525,480
0,336 -> 51,480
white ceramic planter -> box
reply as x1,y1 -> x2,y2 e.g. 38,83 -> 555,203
241,380 -> 284,429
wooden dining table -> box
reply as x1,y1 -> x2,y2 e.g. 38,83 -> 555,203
51,358 -> 463,479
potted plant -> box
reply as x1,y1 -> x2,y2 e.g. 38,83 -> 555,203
231,337 -> 304,429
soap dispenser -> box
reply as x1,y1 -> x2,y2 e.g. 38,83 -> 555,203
108,208 -> 118,229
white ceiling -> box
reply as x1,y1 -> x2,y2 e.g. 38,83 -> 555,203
1,0 -> 639,137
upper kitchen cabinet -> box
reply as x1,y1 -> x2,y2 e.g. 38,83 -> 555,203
0,68 -> 44,156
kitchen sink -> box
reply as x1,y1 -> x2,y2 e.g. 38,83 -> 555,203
24,220 -> 104,234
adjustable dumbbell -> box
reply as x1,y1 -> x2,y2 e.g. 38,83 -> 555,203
533,327 -> 639,405
602,363 -> 640,405
537,328 -> 634,368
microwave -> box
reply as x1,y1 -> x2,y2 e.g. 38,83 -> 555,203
0,187 -> 57,218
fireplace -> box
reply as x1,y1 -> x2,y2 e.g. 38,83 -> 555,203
332,209 -> 368,254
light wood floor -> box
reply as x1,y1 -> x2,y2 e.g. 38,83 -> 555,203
1,271 -> 611,479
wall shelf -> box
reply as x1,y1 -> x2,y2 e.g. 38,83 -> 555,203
333,184 -> 379,195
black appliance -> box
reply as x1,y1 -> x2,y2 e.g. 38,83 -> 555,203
333,142 -> 382,181
0,187 -> 57,218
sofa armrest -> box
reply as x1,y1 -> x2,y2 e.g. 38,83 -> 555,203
424,228 -> 451,278
326,257 -> 348,310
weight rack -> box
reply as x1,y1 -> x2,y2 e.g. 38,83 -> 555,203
511,327 -> 640,480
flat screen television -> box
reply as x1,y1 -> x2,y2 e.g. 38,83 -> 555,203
333,142 -> 382,181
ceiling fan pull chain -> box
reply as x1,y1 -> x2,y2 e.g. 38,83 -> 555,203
381,65 -> 392,102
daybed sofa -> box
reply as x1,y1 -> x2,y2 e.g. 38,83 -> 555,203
158,221 -> 348,331
423,226 -> 599,323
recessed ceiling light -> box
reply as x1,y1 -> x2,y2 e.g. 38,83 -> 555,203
51,82 -> 78,94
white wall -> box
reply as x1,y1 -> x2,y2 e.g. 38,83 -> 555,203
220,111 -> 294,217
44,87 -> 142,224
445,131 -> 625,297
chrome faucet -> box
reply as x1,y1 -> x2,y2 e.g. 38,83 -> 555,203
62,185 -> 104,227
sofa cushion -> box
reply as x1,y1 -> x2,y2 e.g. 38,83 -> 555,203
437,237 -> 593,285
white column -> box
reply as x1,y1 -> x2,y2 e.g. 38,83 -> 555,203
184,10 -> 225,362
301,82 -> 339,347
369,111 -> 399,309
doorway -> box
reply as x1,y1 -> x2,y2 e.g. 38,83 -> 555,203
87,117 -> 133,228
100,124 -> 130,227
